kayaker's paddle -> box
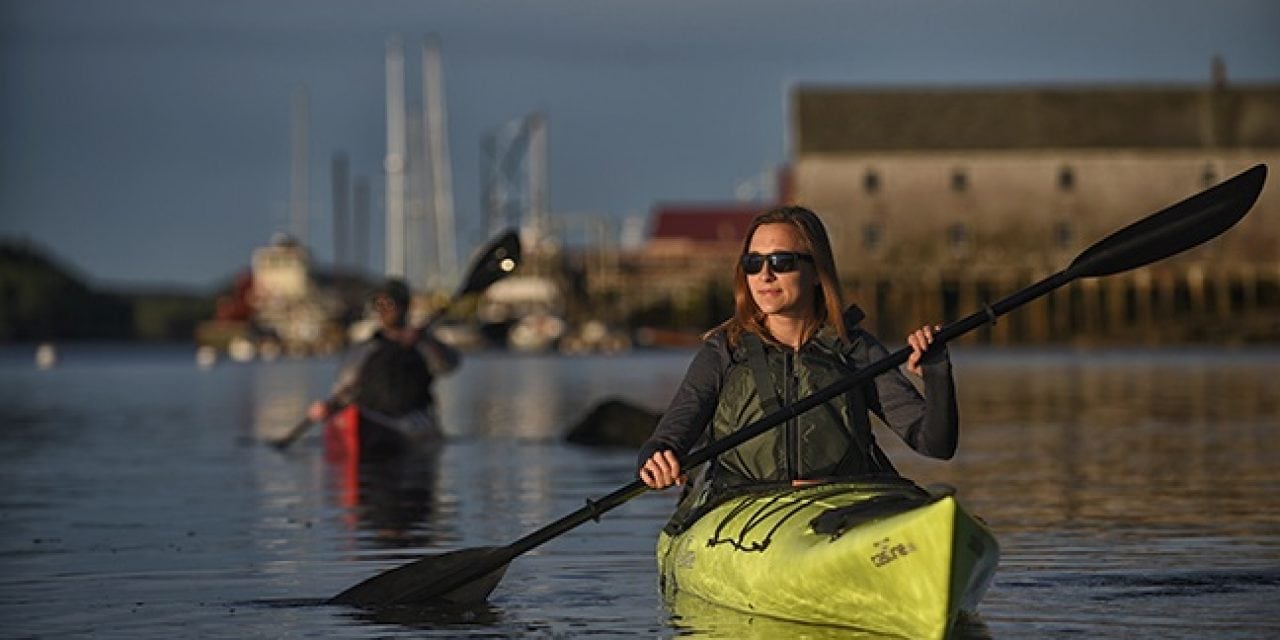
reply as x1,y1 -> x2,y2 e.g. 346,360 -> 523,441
329,164 -> 1267,609
271,229 -> 522,451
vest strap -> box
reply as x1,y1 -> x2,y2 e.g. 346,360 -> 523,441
743,334 -> 783,415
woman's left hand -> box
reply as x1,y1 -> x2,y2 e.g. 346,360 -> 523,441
906,325 -> 940,376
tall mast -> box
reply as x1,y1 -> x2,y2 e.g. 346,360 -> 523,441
527,111 -> 548,241
331,151 -> 350,270
406,108 -> 429,292
384,36 -> 407,278
423,34 -> 457,287
353,176 -> 371,275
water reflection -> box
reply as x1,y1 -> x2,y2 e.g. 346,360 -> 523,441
244,358 -> 323,443
340,601 -> 504,630
441,354 -> 569,440
329,445 -> 444,549
436,351 -> 692,441
4,345 -> 1275,638
884,350 -> 1280,535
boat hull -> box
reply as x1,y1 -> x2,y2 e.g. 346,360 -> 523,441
656,479 -> 998,639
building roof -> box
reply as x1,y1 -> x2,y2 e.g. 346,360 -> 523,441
792,83 -> 1280,153
650,204 -> 762,243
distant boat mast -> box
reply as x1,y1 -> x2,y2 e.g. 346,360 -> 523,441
384,36 -> 407,278
423,34 -> 457,288
385,34 -> 458,289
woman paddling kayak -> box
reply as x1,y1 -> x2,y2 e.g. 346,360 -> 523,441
329,208 -> 999,627
308,278 -> 461,456
637,205 -> 960,530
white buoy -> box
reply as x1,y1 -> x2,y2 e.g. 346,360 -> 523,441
35,343 -> 58,370
227,336 -> 256,363
195,345 -> 218,369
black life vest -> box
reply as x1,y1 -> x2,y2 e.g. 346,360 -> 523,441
708,330 -> 897,485
353,336 -> 435,416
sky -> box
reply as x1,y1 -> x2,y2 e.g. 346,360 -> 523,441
2,0 -> 1278,291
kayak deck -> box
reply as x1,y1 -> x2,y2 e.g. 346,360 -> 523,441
657,479 -> 998,639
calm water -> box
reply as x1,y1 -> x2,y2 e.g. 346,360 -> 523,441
1,344 -> 1278,638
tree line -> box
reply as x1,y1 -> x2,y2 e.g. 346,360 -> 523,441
0,240 -> 215,342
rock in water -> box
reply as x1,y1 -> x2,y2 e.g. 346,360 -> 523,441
563,398 -> 661,448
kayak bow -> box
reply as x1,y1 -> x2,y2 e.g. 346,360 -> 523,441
657,478 -> 997,639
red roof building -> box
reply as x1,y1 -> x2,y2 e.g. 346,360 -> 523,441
646,203 -> 764,254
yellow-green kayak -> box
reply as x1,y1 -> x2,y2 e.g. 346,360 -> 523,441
656,478 -> 998,639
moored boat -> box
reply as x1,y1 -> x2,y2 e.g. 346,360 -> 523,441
656,477 -> 997,639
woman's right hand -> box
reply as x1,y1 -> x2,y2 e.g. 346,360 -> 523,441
906,324 -> 940,376
640,449 -> 686,489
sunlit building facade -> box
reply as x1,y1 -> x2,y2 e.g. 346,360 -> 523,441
788,74 -> 1280,344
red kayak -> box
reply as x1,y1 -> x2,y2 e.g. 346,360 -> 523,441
324,405 -> 442,462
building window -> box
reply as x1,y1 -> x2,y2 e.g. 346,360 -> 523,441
951,169 -> 968,193
864,169 -> 880,194
1054,221 -> 1074,249
862,222 -> 882,250
1058,166 -> 1075,191
947,223 -> 968,249
1201,163 -> 1217,187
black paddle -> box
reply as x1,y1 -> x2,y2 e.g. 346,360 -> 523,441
329,164 -> 1267,609
271,229 -> 522,451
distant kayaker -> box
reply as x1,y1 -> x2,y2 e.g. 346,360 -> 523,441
637,206 -> 958,529
307,278 -> 461,447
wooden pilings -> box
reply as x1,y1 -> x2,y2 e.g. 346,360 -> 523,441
841,263 -> 1278,345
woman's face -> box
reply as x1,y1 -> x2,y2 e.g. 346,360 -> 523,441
372,294 -> 405,328
746,223 -> 817,320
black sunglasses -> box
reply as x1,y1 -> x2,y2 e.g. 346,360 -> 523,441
740,251 -> 814,275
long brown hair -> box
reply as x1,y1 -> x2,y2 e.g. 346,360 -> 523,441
719,205 -> 847,349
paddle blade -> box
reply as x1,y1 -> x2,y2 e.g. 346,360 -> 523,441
329,546 -> 513,608
1067,164 -> 1266,279
456,229 -> 521,297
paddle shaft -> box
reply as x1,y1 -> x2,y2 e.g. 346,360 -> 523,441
510,165 -> 1266,551
331,165 -> 1266,607
470,149 -> 1263,555
347,269 -> 1108,602
486,269 -> 1074,563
